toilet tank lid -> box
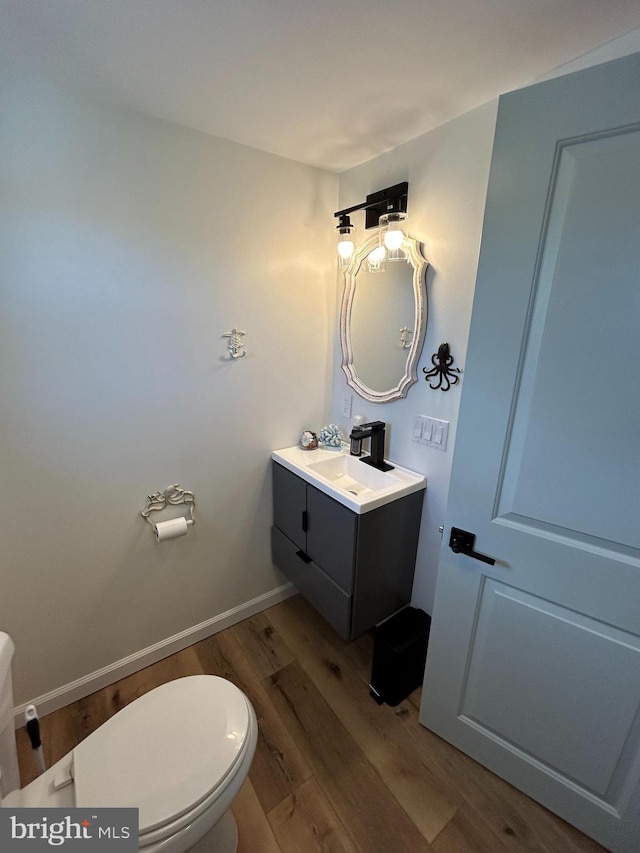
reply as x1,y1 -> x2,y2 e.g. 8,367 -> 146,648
73,675 -> 250,833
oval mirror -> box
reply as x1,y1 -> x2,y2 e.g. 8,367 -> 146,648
340,233 -> 428,402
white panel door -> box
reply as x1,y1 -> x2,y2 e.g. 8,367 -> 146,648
420,52 -> 640,853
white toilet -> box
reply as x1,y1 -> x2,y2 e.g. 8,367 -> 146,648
0,632 -> 257,853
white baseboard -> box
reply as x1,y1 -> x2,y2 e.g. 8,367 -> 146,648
14,582 -> 296,727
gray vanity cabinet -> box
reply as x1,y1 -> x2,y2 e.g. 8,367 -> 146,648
271,461 -> 424,639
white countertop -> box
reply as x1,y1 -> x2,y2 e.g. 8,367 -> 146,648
272,445 -> 426,514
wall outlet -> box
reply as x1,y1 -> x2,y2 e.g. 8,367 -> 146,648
341,392 -> 353,419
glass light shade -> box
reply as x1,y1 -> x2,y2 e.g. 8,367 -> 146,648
384,228 -> 404,251
338,236 -> 355,259
337,219 -> 356,268
379,211 -> 408,261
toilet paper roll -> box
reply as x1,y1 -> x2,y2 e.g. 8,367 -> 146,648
155,517 -> 189,542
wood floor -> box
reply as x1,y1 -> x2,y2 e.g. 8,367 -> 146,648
16,595 -> 606,852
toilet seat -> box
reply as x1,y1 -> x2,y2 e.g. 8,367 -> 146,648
72,675 -> 251,843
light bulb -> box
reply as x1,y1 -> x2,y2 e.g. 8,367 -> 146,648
367,244 -> 386,272
338,239 -> 355,259
379,211 -> 408,261
336,214 -> 355,267
384,228 -> 404,251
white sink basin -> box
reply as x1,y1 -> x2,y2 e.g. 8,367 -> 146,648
272,445 -> 426,514
307,454 -> 393,494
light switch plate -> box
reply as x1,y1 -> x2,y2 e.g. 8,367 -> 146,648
412,416 -> 449,451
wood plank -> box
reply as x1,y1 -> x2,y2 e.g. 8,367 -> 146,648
267,777 -> 358,853
398,707 -> 607,853
15,717 -> 49,787
145,644 -> 203,685
74,690 -> 112,742
265,660 -> 432,853
233,611 -> 294,680
407,686 -> 423,711
73,645 -> 205,745
270,595 -> 350,653
194,631 -> 311,814
100,667 -> 162,717
233,778 -> 282,853
268,595 -> 461,843
432,801 -> 513,853
40,702 -> 83,768
338,630 -> 374,685
101,645 -> 203,716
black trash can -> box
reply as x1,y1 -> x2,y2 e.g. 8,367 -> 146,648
369,606 -> 431,706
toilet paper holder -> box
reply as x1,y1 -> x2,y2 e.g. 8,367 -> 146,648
140,484 -> 196,530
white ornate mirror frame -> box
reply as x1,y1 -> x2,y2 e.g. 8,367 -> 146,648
340,233 -> 429,403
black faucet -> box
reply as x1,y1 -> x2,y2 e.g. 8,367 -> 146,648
349,421 -> 394,472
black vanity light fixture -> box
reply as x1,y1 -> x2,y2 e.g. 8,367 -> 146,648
334,182 -> 409,269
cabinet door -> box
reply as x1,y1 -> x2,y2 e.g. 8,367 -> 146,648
306,485 -> 357,592
272,463 -> 307,552
271,526 -> 352,637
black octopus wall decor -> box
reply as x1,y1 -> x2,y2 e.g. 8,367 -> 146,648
423,342 -> 462,391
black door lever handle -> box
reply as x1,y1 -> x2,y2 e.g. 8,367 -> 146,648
449,527 -> 496,565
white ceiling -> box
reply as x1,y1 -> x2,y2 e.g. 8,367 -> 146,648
2,0 -> 640,172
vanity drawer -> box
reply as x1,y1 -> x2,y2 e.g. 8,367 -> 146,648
271,525 -> 352,638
